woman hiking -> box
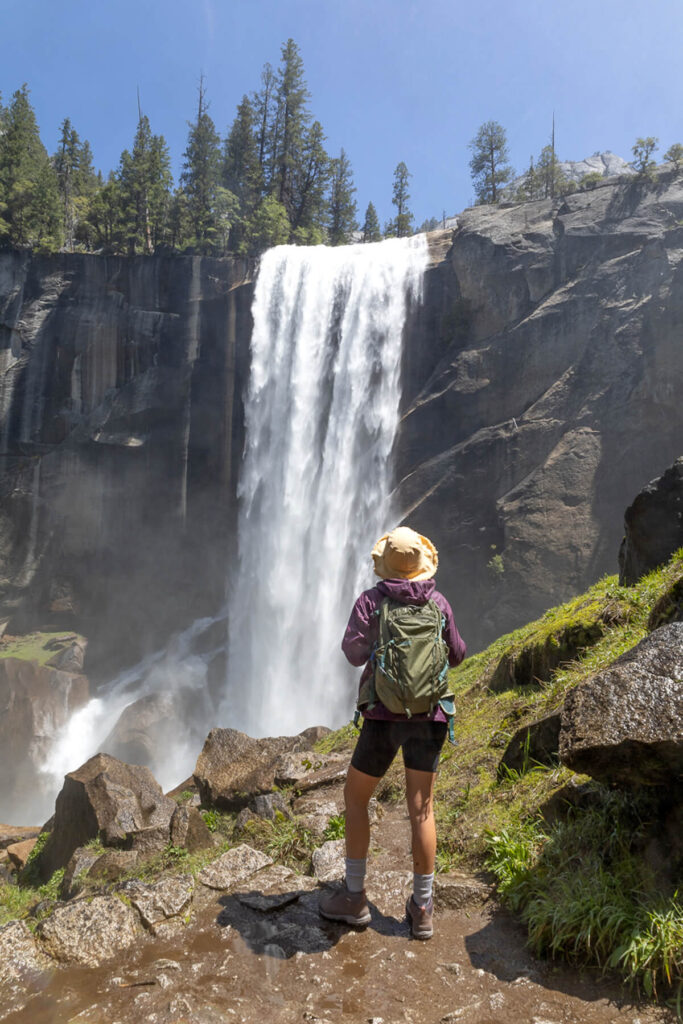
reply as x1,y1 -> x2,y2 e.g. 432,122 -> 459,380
319,526 -> 466,939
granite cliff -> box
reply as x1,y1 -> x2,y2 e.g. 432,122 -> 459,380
0,171 -> 682,673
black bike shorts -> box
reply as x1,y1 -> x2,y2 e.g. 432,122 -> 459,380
350,717 -> 448,777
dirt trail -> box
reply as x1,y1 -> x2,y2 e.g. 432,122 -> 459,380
6,791 -> 675,1024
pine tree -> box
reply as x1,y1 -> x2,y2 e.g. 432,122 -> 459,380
246,194 -> 290,252
118,111 -> 173,254
514,156 -> 540,202
328,148 -> 358,245
468,121 -> 514,204
361,201 -> 381,242
252,63 -> 277,191
0,84 -> 61,249
222,95 -> 263,253
392,161 -> 413,237
180,76 -> 223,252
664,143 -> 683,172
536,144 -> 569,198
85,171 -> 123,250
271,39 -> 311,222
631,137 -> 659,178
291,119 -> 329,244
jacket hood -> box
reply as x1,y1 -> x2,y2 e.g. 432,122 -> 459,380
377,578 -> 436,604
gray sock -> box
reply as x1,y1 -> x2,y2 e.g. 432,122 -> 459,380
345,857 -> 367,893
413,872 -> 434,907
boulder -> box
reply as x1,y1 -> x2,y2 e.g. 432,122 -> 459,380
193,727 -> 330,809
60,846 -> 100,899
102,692 -> 179,766
433,873 -> 493,909
118,874 -> 194,935
311,839 -> 345,882
252,792 -> 292,820
45,640 -> 87,673
619,457 -> 683,585
87,849 -> 139,882
197,844 -> 273,890
36,894 -> 142,966
169,804 -> 214,852
498,713 -> 561,778
6,837 -> 38,871
559,623 -> 683,785
37,753 -> 177,878
0,917 -> 54,987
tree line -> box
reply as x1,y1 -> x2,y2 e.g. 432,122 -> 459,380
0,40 -> 419,257
468,121 -> 683,205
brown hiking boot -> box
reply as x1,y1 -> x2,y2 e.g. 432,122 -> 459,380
406,895 -> 433,939
319,883 -> 371,926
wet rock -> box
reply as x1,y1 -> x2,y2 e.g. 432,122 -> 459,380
0,919 -> 54,986
36,894 -> 142,966
60,845 -> 100,899
619,457 -> 683,585
498,713 -> 561,778
559,623 -> 683,785
6,837 -> 38,871
194,728 -> 328,810
87,849 -> 139,882
0,658 -> 89,820
198,844 -> 273,890
37,753 -> 177,878
252,792 -> 292,820
118,873 -> 194,935
169,803 -> 214,852
45,640 -> 87,673
311,839 -> 345,882
433,873 -> 493,909
102,692 -> 179,766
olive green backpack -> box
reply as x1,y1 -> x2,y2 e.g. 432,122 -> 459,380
356,598 -> 455,739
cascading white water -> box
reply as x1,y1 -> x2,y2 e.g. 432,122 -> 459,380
34,234 -> 428,822
222,235 -> 428,737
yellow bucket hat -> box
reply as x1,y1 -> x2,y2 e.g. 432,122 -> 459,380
371,526 -> 438,581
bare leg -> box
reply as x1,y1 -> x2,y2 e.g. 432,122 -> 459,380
344,765 -> 380,859
404,767 -> 437,874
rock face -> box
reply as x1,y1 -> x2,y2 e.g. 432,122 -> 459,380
619,457 -> 683,584
0,252 -> 255,675
559,623 -> 683,785
0,175 -> 682,670
0,657 -> 89,820
397,174 -> 683,648
38,752 -> 178,877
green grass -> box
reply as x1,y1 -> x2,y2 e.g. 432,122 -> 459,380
0,631 -> 87,666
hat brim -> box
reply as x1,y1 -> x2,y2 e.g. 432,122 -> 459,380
371,531 -> 438,581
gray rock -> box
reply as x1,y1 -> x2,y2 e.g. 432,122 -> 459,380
252,792 -> 292,820
559,623 -> 683,785
198,844 -> 273,890
311,839 -> 345,882
619,457 -> 683,585
433,873 -> 493,909
0,919 -> 53,986
45,640 -> 86,673
37,753 -> 177,878
36,894 -> 142,966
60,845 -> 100,899
498,713 -> 561,777
169,803 -> 214,852
118,873 -> 194,935
87,848 -> 139,882
194,728 -> 328,810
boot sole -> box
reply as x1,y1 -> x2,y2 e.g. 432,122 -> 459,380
319,908 -> 371,927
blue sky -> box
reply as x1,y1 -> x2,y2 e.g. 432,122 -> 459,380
4,0 -> 683,228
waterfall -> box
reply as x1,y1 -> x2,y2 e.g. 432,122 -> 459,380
222,235 -> 428,737
35,235 -> 428,819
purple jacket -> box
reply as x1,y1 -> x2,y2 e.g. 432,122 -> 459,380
342,578 -> 466,721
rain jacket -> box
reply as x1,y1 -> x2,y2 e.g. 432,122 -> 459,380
341,578 -> 466,721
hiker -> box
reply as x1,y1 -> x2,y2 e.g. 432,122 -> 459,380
319,526 -> 466,939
